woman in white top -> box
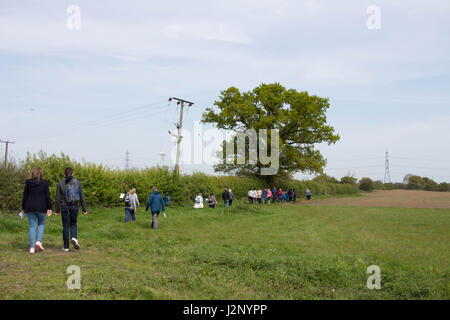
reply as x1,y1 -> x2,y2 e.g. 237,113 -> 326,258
194,193 -> 204,209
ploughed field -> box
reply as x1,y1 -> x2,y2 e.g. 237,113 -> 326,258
299,190 -> 450,209
0,191 -> 448,299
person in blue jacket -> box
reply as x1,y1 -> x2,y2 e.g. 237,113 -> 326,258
145,187 -> 166,229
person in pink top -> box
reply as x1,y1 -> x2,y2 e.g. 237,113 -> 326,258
267,188 -> 273,204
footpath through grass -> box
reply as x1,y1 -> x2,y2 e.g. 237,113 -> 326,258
0,199 -> 449,299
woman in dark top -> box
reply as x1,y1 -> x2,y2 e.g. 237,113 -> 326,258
21,168 -> 52,253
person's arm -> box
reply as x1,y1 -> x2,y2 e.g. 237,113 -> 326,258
21,181 -> 29,212
136,194 -> 140,207
78,181 -> 87,214
44,181 -> 52,215
146,194 -> 152,211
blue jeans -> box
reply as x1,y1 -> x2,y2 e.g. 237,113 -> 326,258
26,212 -> 46,248
125,207 -> 136,222
224,200 -> 229,207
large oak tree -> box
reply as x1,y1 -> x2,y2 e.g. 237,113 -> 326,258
201,83 -> 340,179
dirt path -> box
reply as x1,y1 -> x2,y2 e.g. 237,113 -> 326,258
296,190 -> 450,209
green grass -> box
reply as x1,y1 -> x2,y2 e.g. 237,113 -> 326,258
0,199 -> 449,300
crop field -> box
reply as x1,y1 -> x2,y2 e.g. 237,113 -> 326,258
300,190 -> 450,209
0,191 -> 449,300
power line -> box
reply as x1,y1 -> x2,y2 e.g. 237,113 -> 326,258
14,100 -> 168,141
391,157 -> 450,163
391,165 -> 450,170
326,157 -> 384,162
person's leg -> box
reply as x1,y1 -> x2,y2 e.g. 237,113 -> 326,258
61,207 -> 71,249
69,206 -> 78,240
124,208 -> 130,222
36,212 -> 46,244
26,213 -> 37,249
131,209 -> 136,221
151,212 -> 159,229
229,200 -> 233,206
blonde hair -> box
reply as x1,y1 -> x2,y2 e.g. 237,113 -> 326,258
130,188 -> 136,194
30,167 -> 43,181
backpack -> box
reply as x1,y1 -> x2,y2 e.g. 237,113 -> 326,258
124,193 -> 131,207
66,179 -> 80,203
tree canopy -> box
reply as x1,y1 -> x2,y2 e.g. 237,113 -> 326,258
201,83 -> 340,178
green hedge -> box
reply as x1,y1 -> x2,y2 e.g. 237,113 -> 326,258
0,152 -> 359,212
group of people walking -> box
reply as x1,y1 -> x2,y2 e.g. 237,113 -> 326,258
120,186 -> 166,228
21,166 -> 168,254
21,167 -> 87,253
192,188 -> 235,209
248,187 -> 301,204
192,187 -> 313,209
21,166 -> 313,253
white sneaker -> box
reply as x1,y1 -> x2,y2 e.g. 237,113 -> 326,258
35,241 -> 45,251
62,248 -> 69,252
71,238 -> 80,250
29,247 -> 35,253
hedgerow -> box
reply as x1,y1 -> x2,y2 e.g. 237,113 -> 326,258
0,152 -> 359,212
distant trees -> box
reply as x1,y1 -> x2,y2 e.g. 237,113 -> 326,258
313,174 -> 339,184
340,176 -> 357,185
423,177 -> 439,191
407,176 -> 425,190
358,177 -> 374,192
311,174 -> 449,193
439,182 -> 450,192
373,180 -> 384,190
382,182 -> 396,190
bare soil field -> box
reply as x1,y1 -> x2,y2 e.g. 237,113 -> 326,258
300,190 -> 450,209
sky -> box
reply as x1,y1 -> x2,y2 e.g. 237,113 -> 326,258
0,0 -> 449,183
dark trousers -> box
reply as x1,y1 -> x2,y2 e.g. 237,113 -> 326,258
61,205 -> 78,249
125,207 -> 136,222
307,195 -> 311,200
229,199 -> 233,206
151,212 -> 160,229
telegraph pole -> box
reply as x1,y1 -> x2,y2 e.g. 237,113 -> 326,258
169,97 -> 194,176
125,151 -> 130,170
0,140 -> 15,169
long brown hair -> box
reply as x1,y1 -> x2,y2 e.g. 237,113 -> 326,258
30,167 -> 43,181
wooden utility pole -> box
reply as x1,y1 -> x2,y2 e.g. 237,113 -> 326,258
0,140 -> 15,169
169,97 -> 194,176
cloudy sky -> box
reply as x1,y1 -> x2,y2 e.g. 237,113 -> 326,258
1,0 -> 449,182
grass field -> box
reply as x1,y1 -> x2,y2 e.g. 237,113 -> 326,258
0,191 -> 449,300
